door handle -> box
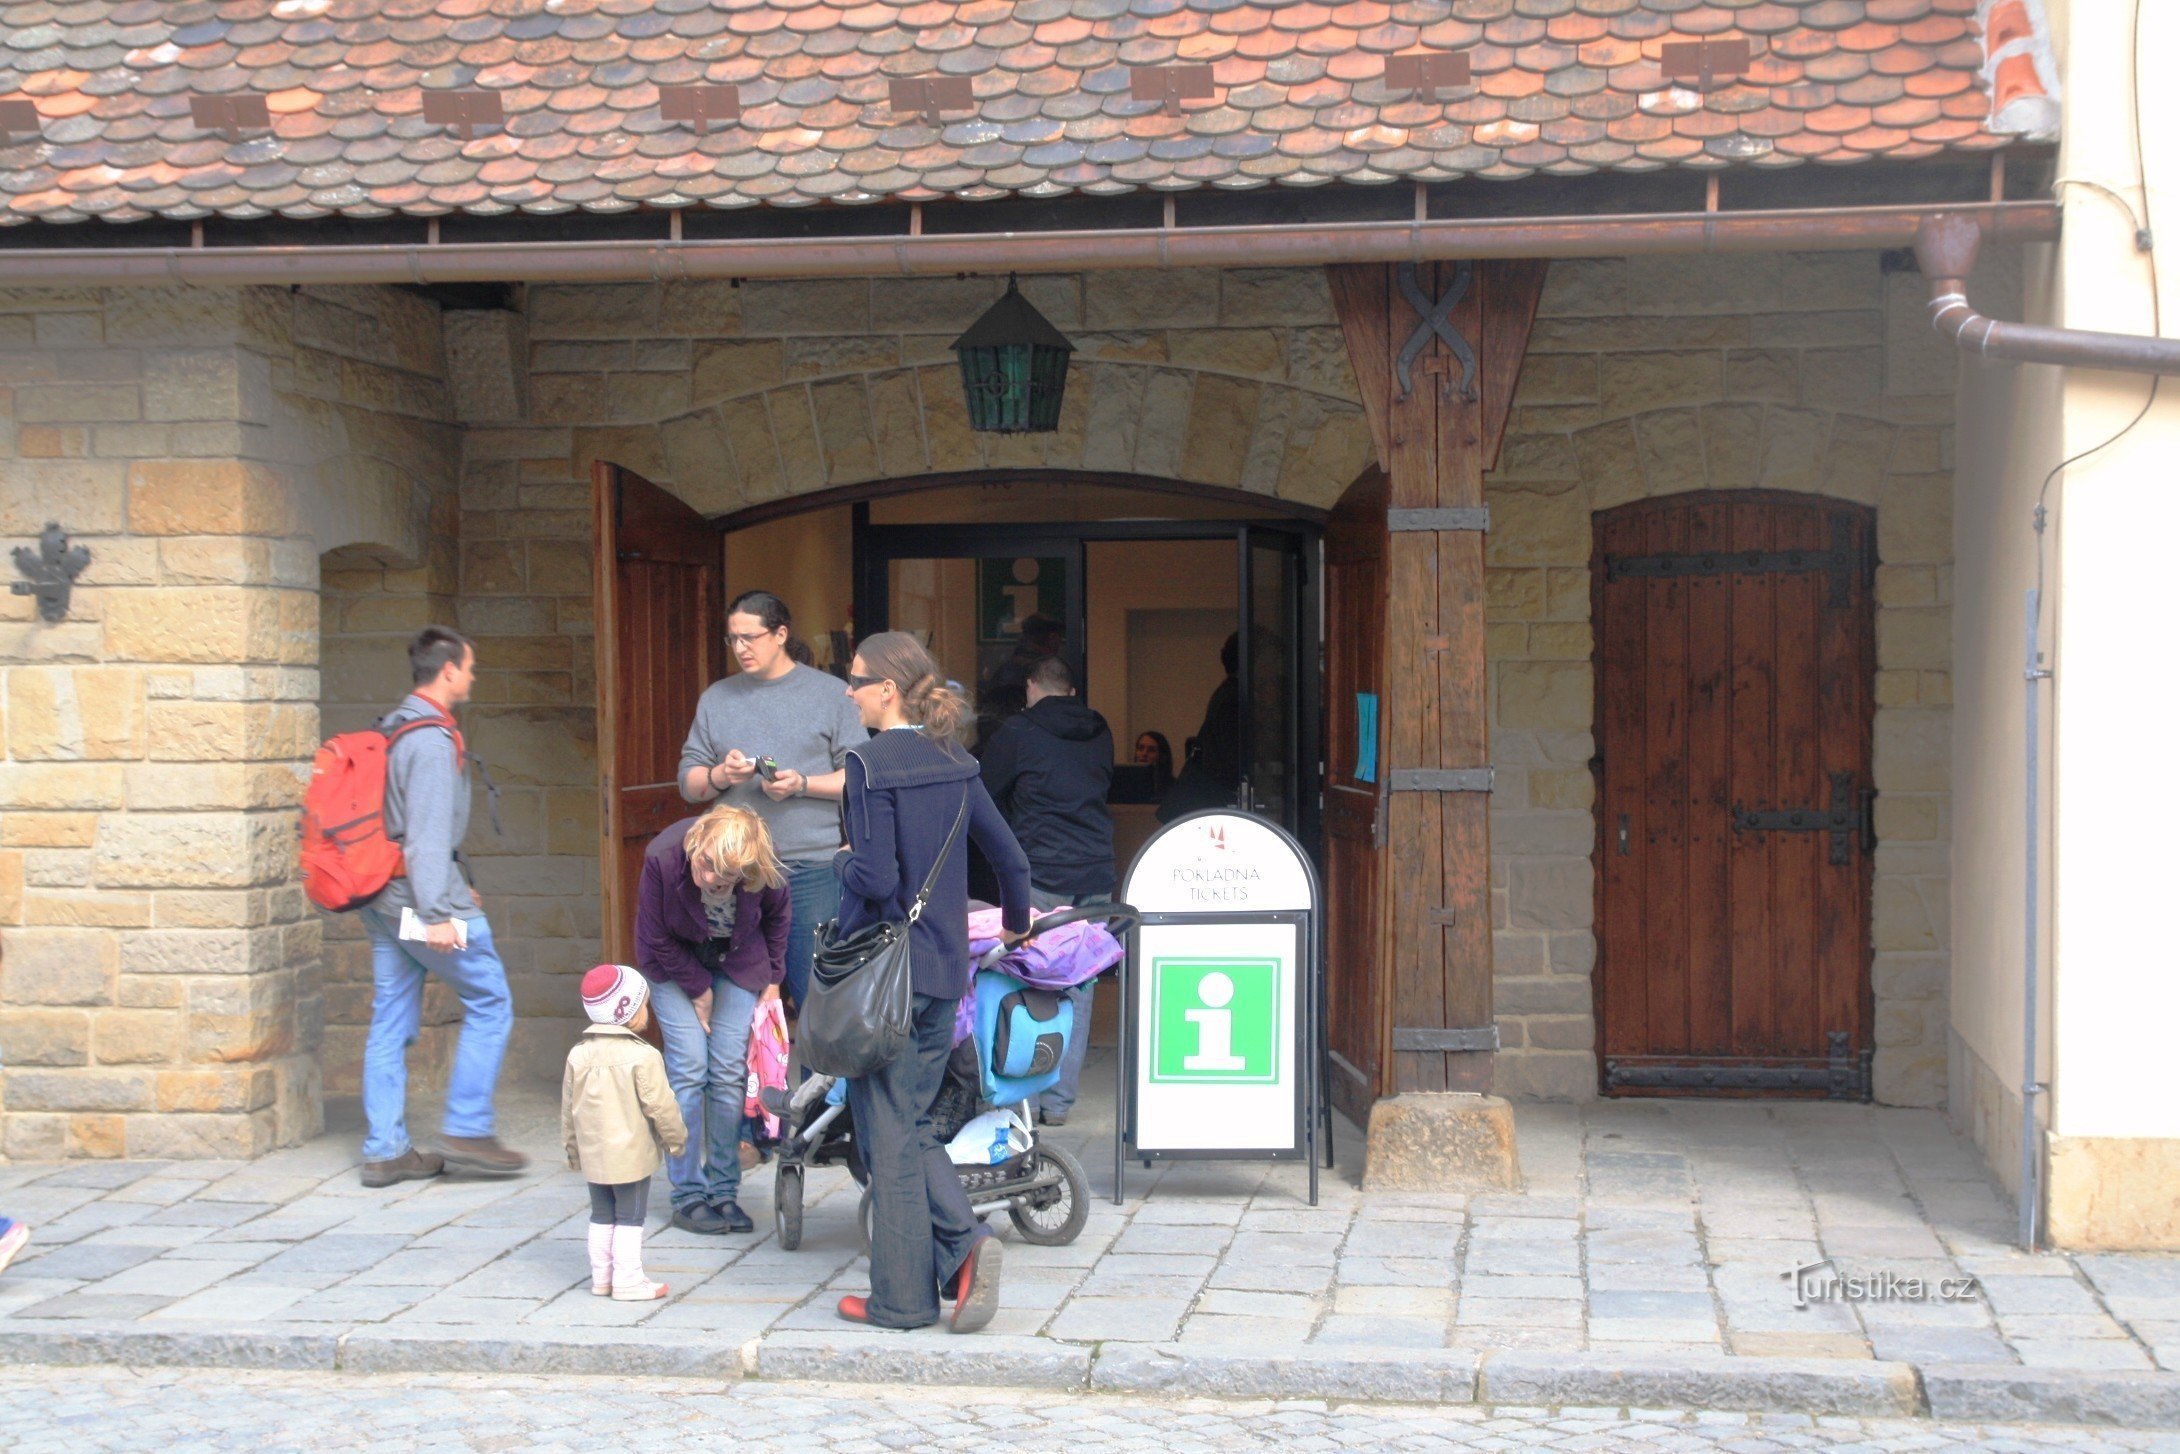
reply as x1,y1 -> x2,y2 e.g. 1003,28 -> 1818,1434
1860,787 -> 1878,854
1616,814 -> 1630,856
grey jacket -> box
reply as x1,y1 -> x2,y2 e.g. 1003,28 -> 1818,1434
375,693 -> 478,924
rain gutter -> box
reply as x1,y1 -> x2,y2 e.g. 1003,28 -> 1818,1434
1915,211 -> 2180,373
0,199 -> 2058,288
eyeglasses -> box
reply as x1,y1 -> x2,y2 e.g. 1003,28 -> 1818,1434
727,629 -> 781,646
844,673 -> 886,692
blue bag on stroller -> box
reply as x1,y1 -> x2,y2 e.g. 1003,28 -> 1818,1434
972,969 -> 1073,1107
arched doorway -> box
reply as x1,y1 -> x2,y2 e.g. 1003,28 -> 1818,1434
590,464 -> 1329,964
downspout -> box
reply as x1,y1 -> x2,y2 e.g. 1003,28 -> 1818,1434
1914,212 -> 2180,373
1916,210 -> 2173,1250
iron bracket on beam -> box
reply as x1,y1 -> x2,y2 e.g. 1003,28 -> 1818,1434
1386,768 -> 1493,793
1387,507 -> 1489,532
1393,1025 -> 1500,1053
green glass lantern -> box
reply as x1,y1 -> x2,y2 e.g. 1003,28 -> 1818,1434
951,274 -> 1073,433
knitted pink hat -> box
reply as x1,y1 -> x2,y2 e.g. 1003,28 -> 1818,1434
580,963 -> 647,1026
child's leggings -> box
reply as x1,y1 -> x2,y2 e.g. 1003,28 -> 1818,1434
588,1179 -> 649,1226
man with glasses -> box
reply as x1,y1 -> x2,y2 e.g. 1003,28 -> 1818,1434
674,590 -> 866,1233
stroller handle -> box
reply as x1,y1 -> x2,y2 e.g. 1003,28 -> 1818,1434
974,901 -> 1142,969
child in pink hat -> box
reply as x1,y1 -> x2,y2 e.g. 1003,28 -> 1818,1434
563,963 -> 688,1300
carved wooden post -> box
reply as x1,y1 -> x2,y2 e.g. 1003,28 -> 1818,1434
1329,259 -> 1545,1180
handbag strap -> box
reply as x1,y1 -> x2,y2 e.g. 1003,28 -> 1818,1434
905,789 -> 970,926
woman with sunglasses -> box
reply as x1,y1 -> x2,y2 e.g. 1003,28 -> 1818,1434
675,590 -> 867,1231
831,631 -> 1033,1334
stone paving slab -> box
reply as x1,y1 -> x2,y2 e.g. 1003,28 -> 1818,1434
1,1064 -> 2176,1426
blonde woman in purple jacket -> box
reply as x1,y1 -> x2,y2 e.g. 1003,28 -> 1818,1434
635,804 -> 790,1236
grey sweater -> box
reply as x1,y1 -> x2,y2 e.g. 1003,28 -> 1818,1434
677,664 -> 868,861
375,693 -> 478,923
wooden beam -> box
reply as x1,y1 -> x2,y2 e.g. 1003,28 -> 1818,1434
1328,259 -> 1548,1098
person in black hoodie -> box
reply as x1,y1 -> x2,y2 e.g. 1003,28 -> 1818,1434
979,654 -> 1115,1126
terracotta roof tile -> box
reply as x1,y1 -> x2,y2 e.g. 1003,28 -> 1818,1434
0,0 -> 2032,223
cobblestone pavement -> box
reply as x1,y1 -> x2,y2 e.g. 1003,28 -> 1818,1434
1,1060 -> 2174,1375
6,1366 -> 2180,1453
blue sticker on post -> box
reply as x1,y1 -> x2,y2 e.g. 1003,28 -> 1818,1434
1354,692 -> 1378,783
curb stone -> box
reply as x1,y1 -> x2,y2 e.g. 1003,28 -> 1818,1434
0,1325 -> 337,1372
337,1326 -> 751,1379
754,1331 -> 1093,1390
1921,1365 -> 2180,1428
1089,1343 -> 1478,1402
0,1319 -> 2174,1426
1478,1352 -> 1921,1418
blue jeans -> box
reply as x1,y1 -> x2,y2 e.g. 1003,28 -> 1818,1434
360,907 -> 513,1164
783,858 -> 841,1014
650,974 -> 761,1211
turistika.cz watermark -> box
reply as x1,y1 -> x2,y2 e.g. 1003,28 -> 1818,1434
1783,1259 -> 1981,1309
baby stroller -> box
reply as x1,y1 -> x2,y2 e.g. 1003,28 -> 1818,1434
770,901 -> 1137,1252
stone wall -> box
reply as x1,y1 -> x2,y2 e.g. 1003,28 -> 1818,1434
1479,252 -> 1956,1105
0,284 -> 456,1159
448,269 -> 1381,1083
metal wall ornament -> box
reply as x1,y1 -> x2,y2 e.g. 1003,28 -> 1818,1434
951,275 -> 1074,434
11,522 -> 90,623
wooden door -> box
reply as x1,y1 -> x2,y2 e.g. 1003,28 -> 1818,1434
1593,491 -> 1876,1097
592,462 -> 726,964
1321,468 -> 1389,1123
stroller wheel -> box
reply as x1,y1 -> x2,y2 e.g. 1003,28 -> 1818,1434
774,1164 -> 804,1252
1007,1142 -> 1089,1246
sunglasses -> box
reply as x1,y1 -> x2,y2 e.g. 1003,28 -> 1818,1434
844,673 -> 887,692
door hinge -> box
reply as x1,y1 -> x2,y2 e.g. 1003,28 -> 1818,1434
1604,515 -> 1862,608
1731,770 -> 1867,866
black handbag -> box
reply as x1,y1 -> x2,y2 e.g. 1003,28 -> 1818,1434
800,789 -> 969,1078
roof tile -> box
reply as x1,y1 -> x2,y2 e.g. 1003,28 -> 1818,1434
0,0 -> 2027,221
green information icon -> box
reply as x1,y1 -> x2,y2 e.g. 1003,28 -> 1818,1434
1149,958 -> 1281,1084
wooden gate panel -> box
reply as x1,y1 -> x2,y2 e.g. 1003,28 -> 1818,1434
1594,491 -> 1875,1095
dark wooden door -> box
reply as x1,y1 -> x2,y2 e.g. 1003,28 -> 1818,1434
592,462 -> 726,964
1322,468 -> 1389,1123
1592,491 -> 1876,1097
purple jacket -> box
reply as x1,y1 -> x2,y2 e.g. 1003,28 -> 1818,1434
635,817 -> 791,999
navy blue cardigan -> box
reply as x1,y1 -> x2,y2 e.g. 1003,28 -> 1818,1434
833,727 -> 1032,1000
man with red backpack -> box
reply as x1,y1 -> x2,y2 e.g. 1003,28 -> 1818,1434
350,626 -> 527,1187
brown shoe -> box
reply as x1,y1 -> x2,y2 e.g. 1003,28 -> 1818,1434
739,1140 -> 761,1171
439,1135 -> 529,1177
361,1148 -> 445,1188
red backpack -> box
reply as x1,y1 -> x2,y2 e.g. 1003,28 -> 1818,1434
300,709 -> 462,913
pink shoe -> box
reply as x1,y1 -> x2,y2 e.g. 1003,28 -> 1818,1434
0,1220 -> 28,1276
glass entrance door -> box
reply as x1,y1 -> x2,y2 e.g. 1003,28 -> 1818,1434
1239,524 -> 1317,842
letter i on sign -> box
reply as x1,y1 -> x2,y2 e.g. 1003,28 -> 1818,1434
1182,971 -> 1247,1072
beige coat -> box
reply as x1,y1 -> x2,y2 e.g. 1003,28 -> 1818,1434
560,1024 -> 688,1185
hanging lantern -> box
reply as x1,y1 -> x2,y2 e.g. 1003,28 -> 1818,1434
951,274 -> 1073,433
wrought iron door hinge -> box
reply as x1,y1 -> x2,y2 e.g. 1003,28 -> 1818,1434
1604,1031 -> 1870,1100
1603,516 -> 1863,608
1388,507 -> 1489,533
1732,770 -> 1866,866
1386,767 -> 1494,793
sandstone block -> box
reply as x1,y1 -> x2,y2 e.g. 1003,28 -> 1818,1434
1490,1049 -> 1598,1100
1168,327 -> 1283,377
1496,660 -> 1591,731
0,1008 -> 89,1066
93,811 -> 290,890
68,1113 -> 126,1157
1874,708 -> 1948,793
0,848 -> 20,923
609,369 -> 693,423
106,585 -> 308,665
154,1065 -> 276,1114
127,459 -> 299,537
0,761 -> 128,810
1180,374 -> 1259,487
22,889 -> 153,928
1363,1093 -> 1521,1191
443,309 -> 528,423
528,283 -> 664,339
16,382 -> 140,422
692,338 -> 786,403
1219,267 -> 1333,326
1485,488 -> 1588,567
1877,608 -> 1950,671
1084,269 -> 1221,330
0,924 -> 116,1005
144,348 -> 275,423
811,377 -> 878,484
739,279 -> 870,336
0,457 -> 128,534
93,1008 -> 182,1065
2,1066 -> 155,1112
126,1109 -> 276,1159
1625,252 -> 1779,314
1601,352 -> 1724,418
6,666 -> 146,761
1485,566 -> 1546,621
2,1112 -> 67,1158
1493,974 -> 1593,1015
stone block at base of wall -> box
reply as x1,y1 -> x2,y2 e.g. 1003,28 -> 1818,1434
1362,1093 -> 1521,1192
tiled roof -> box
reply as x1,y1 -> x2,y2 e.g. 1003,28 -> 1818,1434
0,0 -> 2027,225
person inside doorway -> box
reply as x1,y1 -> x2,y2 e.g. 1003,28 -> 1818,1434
1134,730 -> 1175,793
831,632 -> 1031,1334
979,654 -> 1115,1127
1158,631 -> 1242,822
679,589 -> 868,1022
973,612 -> 1064,754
